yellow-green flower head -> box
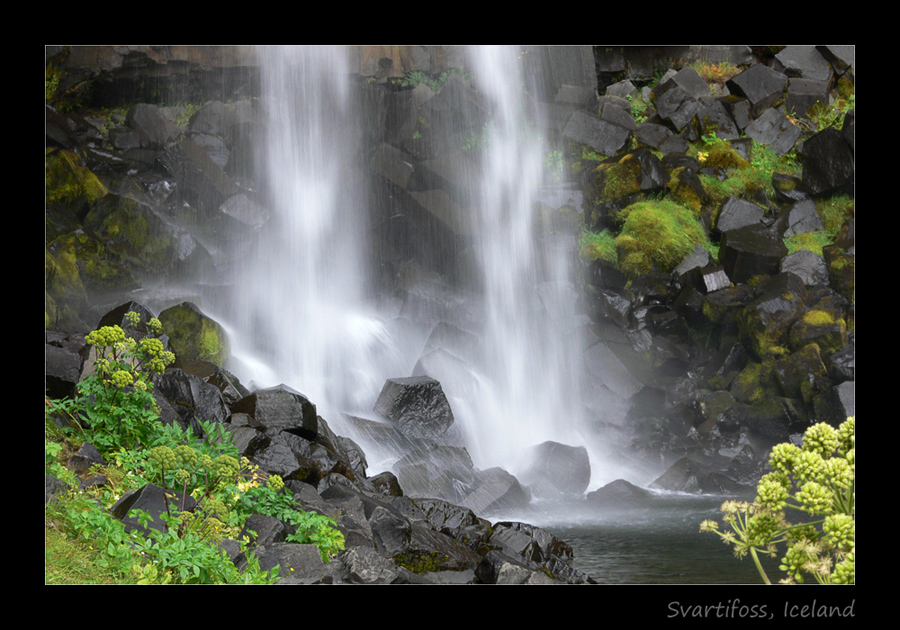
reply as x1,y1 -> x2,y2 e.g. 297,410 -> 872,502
756,473 -> 791,511
802,422 -> 839,458
140,337 -> 165,357
148,445 -> 177,469
87,325 -> 127,348
822,456 -> 854,491
795,480 -> 833,515
830,549 -> 854,584
824,513 -> 854,552
110,370 -> 134,388
198,454 -> 214,471
837,417 -> 855,455
268,475 -> 285,492
780,540 -> 817,583
769,442 -> 801,478
744,510 -> 782,546
793,449 -> 826,484
174,444 -> 198,470
125,311 -> 142,327
148,317 -> 163,335
214,454 -> 240,479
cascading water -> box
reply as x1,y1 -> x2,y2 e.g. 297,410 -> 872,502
227,44 -> 597,488
228,45 -> 402,419
457,46 -> 591,474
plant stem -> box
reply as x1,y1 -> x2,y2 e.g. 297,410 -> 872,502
750,547 -> 771,584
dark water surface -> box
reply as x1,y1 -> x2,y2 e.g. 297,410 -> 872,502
493,494 -> 780,585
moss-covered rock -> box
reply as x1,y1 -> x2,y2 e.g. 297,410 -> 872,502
788,308 -> 848,358
82,193 -> 178,277
614,198 -> 711,278
774,343 -> 829,403
48,230 -> 139,294
45,148 -> 109,207
729,355 -> 782,404
823,243 -> 855,303
158,302 -> 230,367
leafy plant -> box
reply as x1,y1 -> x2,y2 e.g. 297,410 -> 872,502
625,94 -> 650,123
230,473 -> 345,562
701,417 -> 855,584
47,311 -> 175,453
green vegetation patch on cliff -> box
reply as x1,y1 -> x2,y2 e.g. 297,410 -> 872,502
614,198 -> 711,277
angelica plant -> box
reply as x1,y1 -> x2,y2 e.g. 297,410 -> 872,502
49,311 -> 176,453
701,417 -> 855,584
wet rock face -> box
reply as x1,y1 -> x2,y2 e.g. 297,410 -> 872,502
373,375 -> 455,440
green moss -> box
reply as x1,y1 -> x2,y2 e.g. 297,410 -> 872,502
392,551 -> 449,574
578,228 -> 618,263
45,149 -> 109,206
593,153 -> 643,202
614,199 -> 711,277
816,195 -> 854,237
158,302 -> 230,367
730,359 -> 780,403
784,230 -> 832,256
801,309 -> 836,326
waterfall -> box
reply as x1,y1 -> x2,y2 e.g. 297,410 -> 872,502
229,45 -> 401,417
228,44 -> 594,485
459,45 -> 589,472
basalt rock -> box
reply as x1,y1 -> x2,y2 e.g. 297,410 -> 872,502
519,441 -> 592,497
726,63 -> 788,117
719,224 -> 789,285
231,384 -> 318,439
373,375 -> 455,440
800,125 -> 855,197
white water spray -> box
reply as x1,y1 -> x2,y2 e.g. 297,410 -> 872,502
459,46 -> 590,473
229,44 -> 595,485
229,45 -> 401,418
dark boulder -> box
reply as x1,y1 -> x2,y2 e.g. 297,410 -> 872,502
518,441 -> 592,497
156,367 -> 230,433
586,478 -> 656,510
45,331 -> 89,399
373,375 -> 455,440
110,482 -> 196,537
719,224 -> 789,285
649,456 -> 748,495
738,272 -> 808,359
232,384 -> 318,439
726,63 -> 788,117
800,126 -> 854,197
654,84 -> 703,131
561,109 -> 631,157
745,107 -> 801,156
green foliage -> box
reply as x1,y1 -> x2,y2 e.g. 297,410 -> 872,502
47,313 -> 175,453
614,199 -> 711,277
784,230 -> 833,256
400,68 -> 472,92
578,228 -> 618,263
544,149 -> 565,183
460,120 -> 495,153
625,94 -> 650,123
45,310 -> 298,583
230,474 -> 345,562
701,417 -> 855,584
